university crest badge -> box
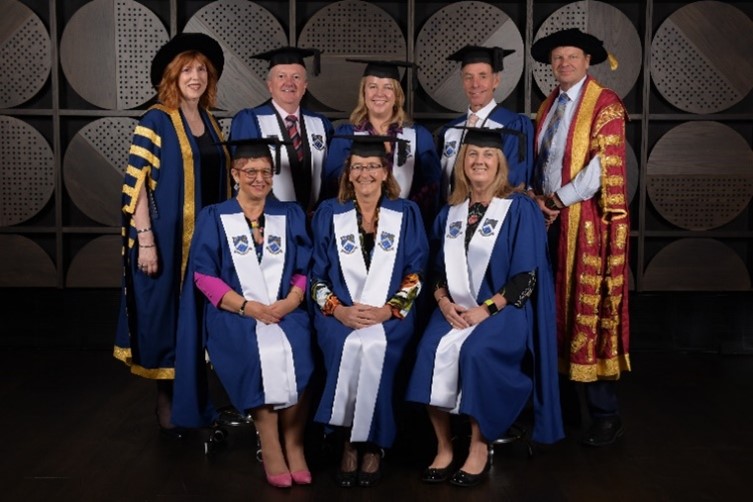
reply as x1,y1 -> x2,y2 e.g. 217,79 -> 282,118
448,221 -> 462,239
266,235 -> 282,255
340,234 -> 357,254
311,134 -> 325,151
378,231 -> 395,251
480,218 -> 498,237
233,235 -> 250,255
443,140 -> 457,158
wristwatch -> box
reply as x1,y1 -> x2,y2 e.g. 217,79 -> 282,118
239,299 -> 248,316
545,196 -> 560,211
484,298 -> 499,315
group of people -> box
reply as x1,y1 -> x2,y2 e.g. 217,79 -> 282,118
114,26 -> 631,489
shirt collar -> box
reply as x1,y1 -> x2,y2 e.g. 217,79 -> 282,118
467,100 -> 497,121
271,100 -> 300,120
559,75 -> 588,102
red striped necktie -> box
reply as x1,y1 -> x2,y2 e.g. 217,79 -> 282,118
285,115 -> 304,162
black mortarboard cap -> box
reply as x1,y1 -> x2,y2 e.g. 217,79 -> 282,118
346,58 -> 418,81
251,46 -> 322,76
151,32 -> 224,87
531,28 -> 608,65
452,126 -> 526,163
334,134 -> 410,167
447,45 -> 515,72
220,137 -> 292,174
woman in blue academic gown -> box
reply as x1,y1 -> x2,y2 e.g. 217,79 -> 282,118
311,135 -> 429,487
321,60 -> 440,227
172,138 -> 314,488
114,33 -> 230,436
406,128 -> 563,487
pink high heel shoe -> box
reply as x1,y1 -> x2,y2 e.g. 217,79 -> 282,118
265,471 -> 292,488
290,470 -> 312,485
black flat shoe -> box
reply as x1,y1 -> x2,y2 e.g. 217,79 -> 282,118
580,416 -> 624,447
357,466 -> 382,487
159,425 -> 186,440
449,460 -> 490,487
421,464 -> 453,483
336,469 -> 357,488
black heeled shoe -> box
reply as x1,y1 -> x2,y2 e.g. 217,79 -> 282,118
421,463 -> 453,483
449,457 -> 490,487
155,408 -> 185,439
336,469 -> 358,488
358,445 -> 383,487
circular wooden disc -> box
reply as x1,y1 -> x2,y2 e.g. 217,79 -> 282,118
184,0 -> 287,114
0,0 -> 52,108
647,121 -> 753,231
298,0 -> 407,112
0,115 -> 54,226
651,1 -> 753,114
415,1 -> 524,112
66,235 -> 122,288
533,1 -> 641,99
643,239 -> 750,291
60,0 -> 168,109
0,235 -> 56,287
63,117 -> 137,226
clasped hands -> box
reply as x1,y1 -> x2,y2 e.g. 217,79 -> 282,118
245,297 -> 299,325
334,303 -> 392,330
439,298 -> 488,329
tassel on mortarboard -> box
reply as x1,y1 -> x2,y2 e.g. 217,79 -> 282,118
608,52 -> 619,71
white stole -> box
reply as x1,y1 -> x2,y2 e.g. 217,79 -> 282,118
328,205 -> 403,441
220,211 -> 298,409
429,197 -> 511,412
257,113 -> 328,202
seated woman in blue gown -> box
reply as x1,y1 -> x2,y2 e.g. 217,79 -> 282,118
406,128 -> 563,487
310,135 -> 429,487
172,138 -> 314,489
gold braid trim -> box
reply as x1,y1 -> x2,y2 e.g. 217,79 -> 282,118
152,104 -> 194,289
593,103 -> 625,134
581,254 -> 602,268
580,293 -> 601,308
561,354 -> 631,381
591,134 -> 623,149
130,145 -> 161,168
134,125 -> 162,148
605,175 -> 624,186
113,346 -> 176,379
575,313 -> 599,330
602,155 -> 623,168
584,220 -> 595,246
609,255 -> 625,267
578,274 -> 602,288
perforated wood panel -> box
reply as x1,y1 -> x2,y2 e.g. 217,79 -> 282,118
63,117 -> 137,226
184,0 -> 287,113
60,0 -> 168,109
643,238 -> 751,291
0,235 -> 56,286
0,0 -> 51,108
0,116 -> 54,226
298,0 -> 406,112
647,121 -> 753,231
651,1 -> 753,114
415,1 -> 524,112
66,235 -> 121,287
532,1 -> 641,98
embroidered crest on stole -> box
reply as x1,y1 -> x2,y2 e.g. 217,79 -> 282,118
479,218 -> 498,236
266,235 -> 282,255
443,140 -> 457,157
232,235 -> 250,255
340,234 -> 357,254
378,231 -> 395,251
447,221 -> 463,239
311,134 -> 325,151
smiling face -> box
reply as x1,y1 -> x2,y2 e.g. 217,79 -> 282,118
348,154 -> 388,200
550,46 -> 590,91
177,58 -> 208,103
463,144 -> 500,192
232,156 -> 274,202
363,76 -> 397,121
461,62 -> 501,112
267,63 -> 308,111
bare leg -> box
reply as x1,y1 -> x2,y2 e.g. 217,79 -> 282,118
459,418 -> 489,475
360,443 -> 381,474
252,406 -> 288,476
426,406 -> 453,468
279,391 -> 309,473
340,436 -> 358,473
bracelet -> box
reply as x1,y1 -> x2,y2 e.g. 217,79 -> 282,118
139,244 -> 155,248
544,196 -> 560,211
436,295 -> 449,304
136,227 -> 152,233
484,298 -> 499,316
238,299 -> 248,316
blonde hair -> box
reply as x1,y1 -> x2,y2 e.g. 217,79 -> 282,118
349,76 -> 408,127
157,51 -> 218,109
337,155 -> 401,203
447,144 -> 520,205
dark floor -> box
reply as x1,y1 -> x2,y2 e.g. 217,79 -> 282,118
2,349 -> 752,502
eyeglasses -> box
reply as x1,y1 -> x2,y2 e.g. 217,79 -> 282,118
236,167 -> 273,179
350,163 -> 383,173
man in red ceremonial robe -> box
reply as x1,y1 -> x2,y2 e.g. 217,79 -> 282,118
530,28 -> 630,447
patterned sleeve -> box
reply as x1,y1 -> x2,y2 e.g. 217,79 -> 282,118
386,273 -> 422,319
498,270 -> 537,308
311,279 -> 342,316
